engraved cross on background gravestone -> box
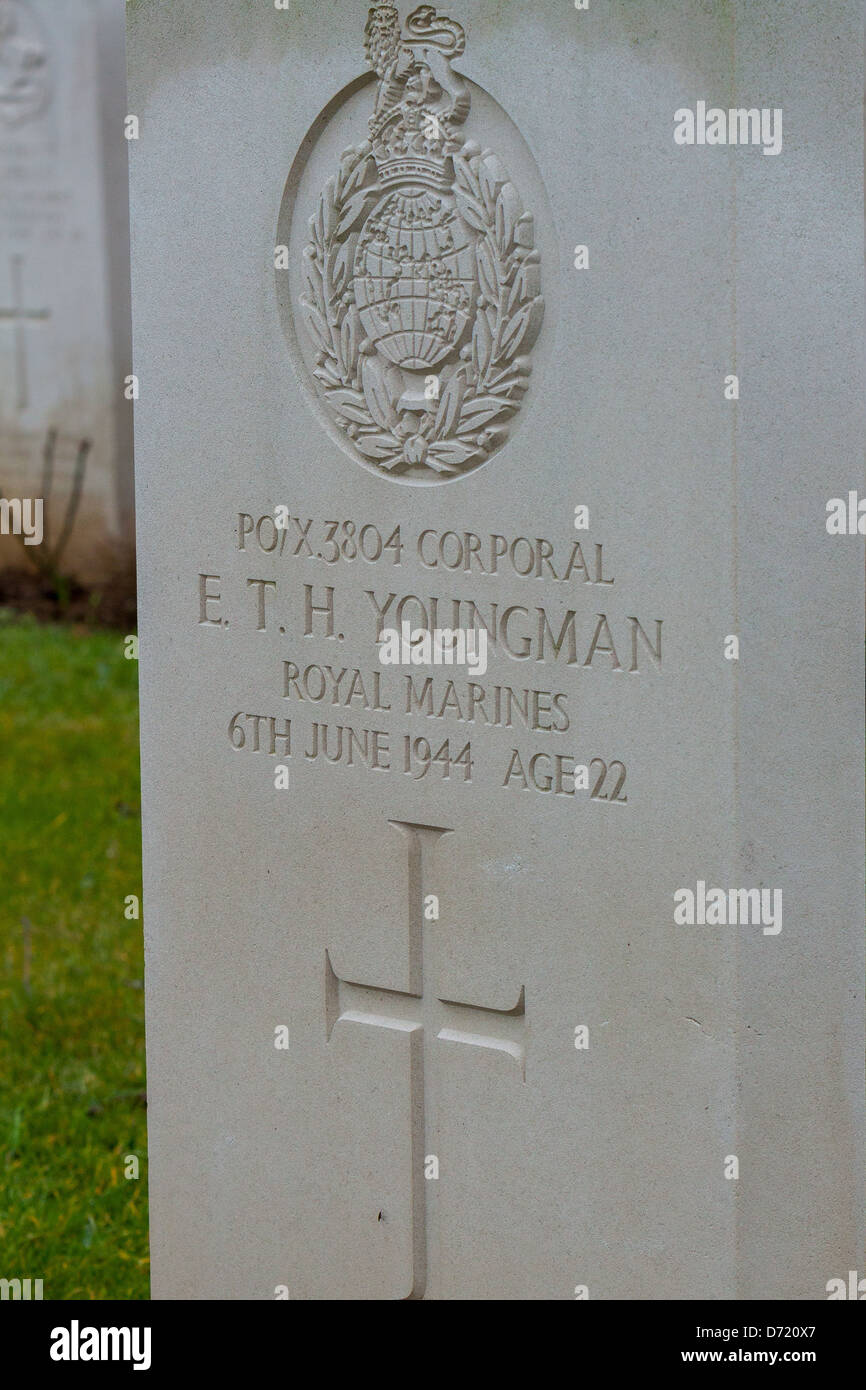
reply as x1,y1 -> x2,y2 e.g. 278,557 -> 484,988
325,819 -> 526,1300
0,253 -> 50,411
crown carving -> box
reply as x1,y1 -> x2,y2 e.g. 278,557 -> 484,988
364,2 -> 468,187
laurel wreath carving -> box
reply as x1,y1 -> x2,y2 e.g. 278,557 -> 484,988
301,141 -> 543,476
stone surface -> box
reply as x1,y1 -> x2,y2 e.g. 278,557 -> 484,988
128,0 -> 865,1299
0,0 -> 133,581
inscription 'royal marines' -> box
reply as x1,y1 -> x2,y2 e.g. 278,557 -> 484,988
301,2 -> 544,481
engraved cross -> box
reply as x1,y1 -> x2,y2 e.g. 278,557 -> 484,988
0,253 -> 50,411
325,819 -> 526,1301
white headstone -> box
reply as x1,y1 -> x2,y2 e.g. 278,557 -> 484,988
0,0 -> 133,582
128,0 -> 865,1299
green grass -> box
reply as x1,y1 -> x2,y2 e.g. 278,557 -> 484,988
0,610 -> 147,1299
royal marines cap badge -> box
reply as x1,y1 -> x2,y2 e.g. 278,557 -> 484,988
300,2 -> 545,482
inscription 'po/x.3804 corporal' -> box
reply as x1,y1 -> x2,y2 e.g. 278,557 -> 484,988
300,2 -> 544,482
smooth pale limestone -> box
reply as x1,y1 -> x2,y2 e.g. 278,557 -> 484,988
128,0 -> 865,1300
0,0 -> 133,581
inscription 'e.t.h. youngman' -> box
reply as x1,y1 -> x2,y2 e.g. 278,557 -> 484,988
301,2 -> 544,482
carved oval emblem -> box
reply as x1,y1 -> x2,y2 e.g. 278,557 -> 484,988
0,0 -> 51,127
278,2 -> 547,484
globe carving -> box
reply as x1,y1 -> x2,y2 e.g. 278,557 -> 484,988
353,187 -> 476,370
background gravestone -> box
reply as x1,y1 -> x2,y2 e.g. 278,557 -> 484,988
0,0 -> 133,584
128,0 -> 865,1299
